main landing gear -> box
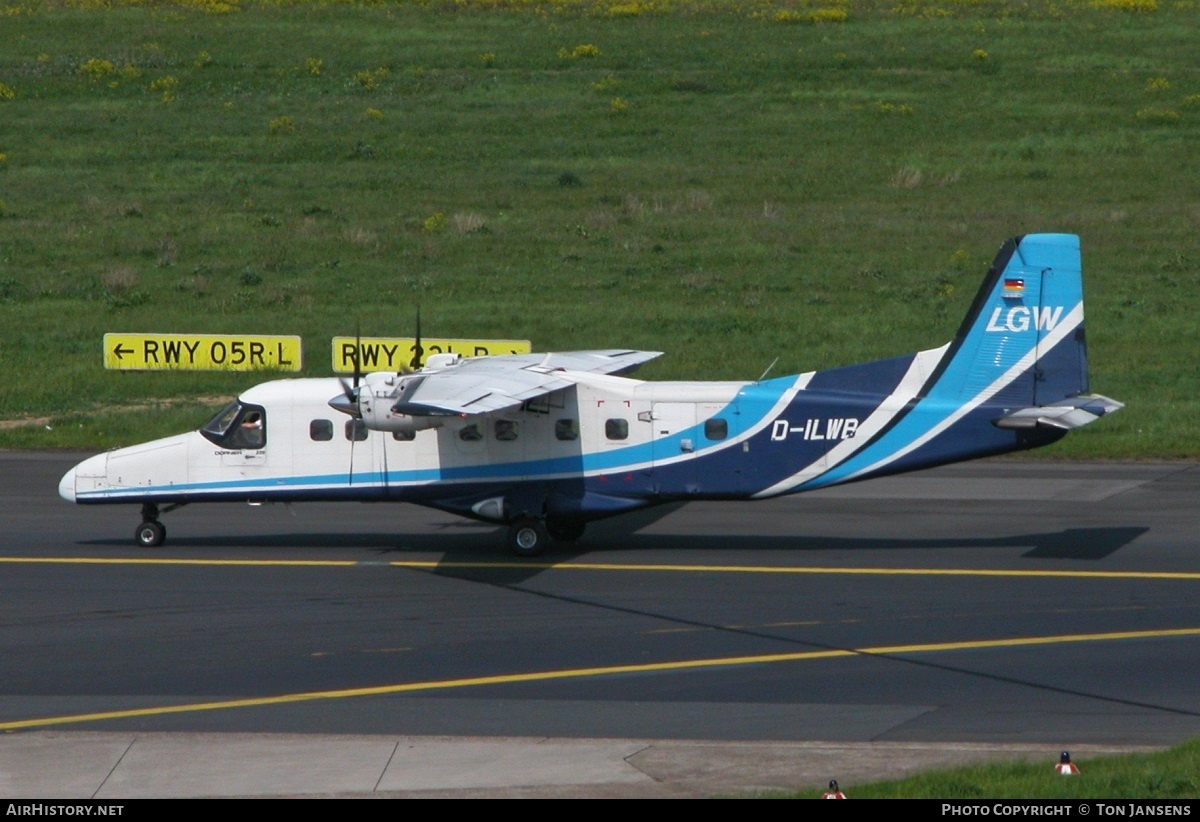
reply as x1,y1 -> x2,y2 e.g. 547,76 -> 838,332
506,516 -> 586,557
134,502 -> 184,548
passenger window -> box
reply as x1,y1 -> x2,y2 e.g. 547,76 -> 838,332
495,420 -> 518,442
392,430 -> 415,442
605,419 -> 628,440
704,418 -> 728,441
345,419 -> 368,442
310,419 -> 333,441
555,419 -> 579,441
459,424 -> 482,442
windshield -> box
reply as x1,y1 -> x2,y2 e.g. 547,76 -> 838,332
200,400 -> 266,449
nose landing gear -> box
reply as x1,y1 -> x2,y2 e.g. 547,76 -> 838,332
135,519 -> 166,548
134,502 -> 184,548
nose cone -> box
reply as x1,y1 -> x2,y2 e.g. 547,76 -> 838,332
60,452 -> 108,503
328,392 -> 359,417
58,466 -> 77,502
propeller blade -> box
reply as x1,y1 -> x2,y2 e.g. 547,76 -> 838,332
331,330 -> 363,418
352,323 -> 363,389
409,305 -> 424,370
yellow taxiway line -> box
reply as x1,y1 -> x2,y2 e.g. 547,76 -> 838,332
4,555 -> 1200,581
3,626 -> 1199,732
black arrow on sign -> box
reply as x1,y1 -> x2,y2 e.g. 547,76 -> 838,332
112,343 -> 134,360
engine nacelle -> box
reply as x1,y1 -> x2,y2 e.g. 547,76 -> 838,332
358,382 -> 445,434
329,374 -> 447,434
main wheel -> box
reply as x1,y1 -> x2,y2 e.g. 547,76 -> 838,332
507,517 -> 548,557
135,520 -> 166,548
546,518 -> 585,543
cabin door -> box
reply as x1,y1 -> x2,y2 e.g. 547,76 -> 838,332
650,402 -> 699,494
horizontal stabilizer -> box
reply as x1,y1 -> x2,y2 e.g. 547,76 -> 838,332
992,394 -> 1124,431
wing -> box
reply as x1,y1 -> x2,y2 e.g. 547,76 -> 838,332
385,350 -> 662,417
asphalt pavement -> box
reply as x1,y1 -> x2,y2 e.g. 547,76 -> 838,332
0,733 -> 1154,798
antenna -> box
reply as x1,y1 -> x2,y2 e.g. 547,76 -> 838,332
757,356 -> 780,382
348,324 -> 361,486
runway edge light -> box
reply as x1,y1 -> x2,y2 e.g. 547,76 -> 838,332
1055,751 -> 1080,775
822,779 -> 847,798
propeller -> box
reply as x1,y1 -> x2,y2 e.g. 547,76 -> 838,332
330,325 -> 363,418
409,306 -> 424,371
346,325 -> 363,486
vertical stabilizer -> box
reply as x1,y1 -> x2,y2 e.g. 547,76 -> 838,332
930,233 -> 1087,408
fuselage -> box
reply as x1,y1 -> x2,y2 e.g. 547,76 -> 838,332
61,372 -> 760,521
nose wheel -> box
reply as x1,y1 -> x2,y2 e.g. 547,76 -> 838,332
133,502 -> 181,548
135,519 -> 166,548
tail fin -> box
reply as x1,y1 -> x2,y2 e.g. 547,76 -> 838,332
930,233 -> 1120,428
930,234 -> 1082,406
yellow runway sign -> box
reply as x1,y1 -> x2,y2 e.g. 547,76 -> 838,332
332,337 -> 531,373
104,334 -> 303,371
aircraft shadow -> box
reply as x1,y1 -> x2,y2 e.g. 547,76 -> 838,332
421,525 -> 1148,582
82,524 -> 1148,560
575,525 -> 1151,561
81,524 -> 1149,587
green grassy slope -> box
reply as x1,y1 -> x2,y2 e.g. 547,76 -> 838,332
0,0 -> 1195,453
788,737 -> 1200,798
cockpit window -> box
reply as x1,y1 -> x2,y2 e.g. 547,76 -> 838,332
200,400 -> 267,449
201,401 -> 241,439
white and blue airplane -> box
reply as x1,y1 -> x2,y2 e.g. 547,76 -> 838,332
60,234 -> 1122,556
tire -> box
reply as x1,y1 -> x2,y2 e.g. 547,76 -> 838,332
135,520 -> 166,548
507,517 -> 548,557
546,518 -> 585,543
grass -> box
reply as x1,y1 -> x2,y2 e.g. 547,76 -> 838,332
0,0 -> 1197,454
786,737 -> 1200,798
